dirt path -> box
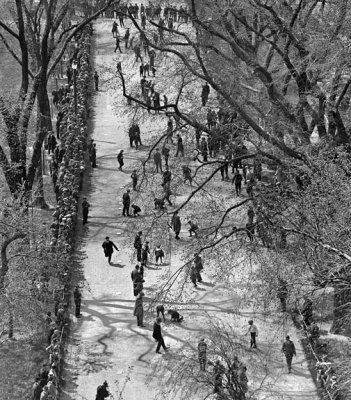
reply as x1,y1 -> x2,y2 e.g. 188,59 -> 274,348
62,17 -> 320,400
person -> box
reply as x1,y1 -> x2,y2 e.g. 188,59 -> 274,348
154,148 -> 162,173
114,35 -> 123,53
141,241 -> 150,266
131,266 -> 144,295
139,63 -> 144,77
131,265 -> 142,282
102,236 -> 119,264
73,286 -> 82,317
82,197 -> 90,225
200,137 -> 208,162
131,170 -> 138,190
134,231 -> 143,262
277,278 -> 288,312
154,245 -> 164,264
232,170 -> 243,196
201,82 -> 210,106
182,165 -> 192,185
246,222 -> 255,242
122,189 -> 131,216
212,360 -> 224,395
163,183 -> 172,206
32,377 -> 42,400
162,167 -> 172,186
166,117 -> 173,143
188,221 -> 199,237
124,27 -> 130,49
131,204 -> 141,217
90,143 -> 97,168
112,21 -> 118,37
46,131 -> 57,154
94,71 -> 99,91
95,381 -> 110,400
247,320 -> 258,349
198,338 -> 207,371
134,44 -> 142,62
134,291 -> 145,327
156,304 -> 166,321
171,211 -> 181,239
167,309 -> 183,322
190,266 -> 198,287
117,149 -> 124,171
152,317 -> 169,354
162,145 -> 170,167
175,134 -> 184,157
194,253 -> 203,282
154,197 -> 165,210
282,335 -> 296,373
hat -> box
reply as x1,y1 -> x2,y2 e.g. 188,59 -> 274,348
105,236 -> 110,240
156,317 -> 162,323
103,381 -> 108,386
248,320 -> 253,324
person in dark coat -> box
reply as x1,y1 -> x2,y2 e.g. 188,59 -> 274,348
122,189 -> 131,216
162,167 -> 171,186
114,36 -> 123,53
134,291 -> 145,327
102,236 -> 119,264
201,82 -> 210,106
112,21 -> 118,37
141,241 -> 150,266
124,28 -> 130,49
90,144 -> 97,168
131,170 -> 138,190
95,381 -> 110,400
131,204 -> 141,217
134,231 -> 143,262
94,71 -> 99,91
154,148 -> 162,173
200,137 -> 208,162
156,304 -> 166,321
81,197 -> 90,225
162,145 -> 170,167
152,317 -> 169,354
46,131 -> 57,154
117,150 -> 124,170
171,211 -> 181,239
167,309 -> 183,322
188,221 -> 198,237
232,170 -> 243,196
194,253 -> 203,281
73,286 -> 82,317
175,134 -> 184,157
282,336 -> 296,373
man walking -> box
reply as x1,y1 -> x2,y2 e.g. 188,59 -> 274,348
95,381 -> 110,400
134,231 -> 143,262
247,320 -> 258,349
152,317 -> 169,354
201,82 -> 210,106
131,170 -> 138,190
171,211 -> 181,239
175,134 -> 184,157
122,189 -> 131,216
198,338 -> 207,371
282,335 -> 296,373
114,36 -> 123,53
154,148 -> 163,173
81,197 -> 90,225
102,236 -> 119,264
73,286 -> 82,318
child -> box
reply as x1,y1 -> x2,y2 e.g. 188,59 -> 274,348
154,245 -> 165,264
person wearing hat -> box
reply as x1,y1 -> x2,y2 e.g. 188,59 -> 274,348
282,335 -> 296,373
133,291 -> 145,327
122,189 -> 131,216
152,317 -> 169,354
95,381 -> 110,400
247,320 -> 258,349
102,236 -> 119,264
198,338 -> 207,371
117,149 -> 124,171
81,197 -> 90,225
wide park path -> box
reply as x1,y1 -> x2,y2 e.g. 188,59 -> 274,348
61,16 -> 320,400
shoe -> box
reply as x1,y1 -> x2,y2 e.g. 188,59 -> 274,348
156,351 -> 162,354
140,325 -> 146,327
165,346 -> 170,350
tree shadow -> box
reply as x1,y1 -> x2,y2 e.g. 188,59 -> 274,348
109,262 -> 125,268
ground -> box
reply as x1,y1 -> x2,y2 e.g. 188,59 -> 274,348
60,17 -> 320,400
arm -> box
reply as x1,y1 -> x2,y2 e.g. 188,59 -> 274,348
112,241 -> 119,251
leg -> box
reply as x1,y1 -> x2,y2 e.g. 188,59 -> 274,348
156,340 -> 162,353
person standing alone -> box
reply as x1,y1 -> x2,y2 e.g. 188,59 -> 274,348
282,335 -> 296,373
81,197 -> 90,225
102,236 -> 119,264
247,320 -> 258,349
152,317 -> 169,354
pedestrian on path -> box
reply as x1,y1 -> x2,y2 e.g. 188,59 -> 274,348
162,145 -> 170,167
282,335 -> 296,373
122,189 -> 131,216
117,149 -> 124,170
171,211 -> 181,239
232,170 -> 243,196
141,241 -> 150,266
162,166 -> 171,186
73,286 -> 82,318
134,231 -> 143,262
190,266 -> 198,287
124,28 -> 130,49
95,381 -> 110,400
152,317 -> 169,354
131,170 -> 138,190
194,253 -> 203,282
134,291 -> 145,327
114,36 -> 123,53
90,143 -> 97,168
154,245 -> 164,264
131,265 -> 142,282
247,320 -> 258,349
154,148 -> 162,173
201,82 -> 210,106
94,71 -> 99,91
102,236 -> 119,264
188,221 -> 198,237
134,44 -> 142,62
112,21 -> 118,37
175,134 -> 184,157
81,197 -> 90,225
198,338 -> 207,371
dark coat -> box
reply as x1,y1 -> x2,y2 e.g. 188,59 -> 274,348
102,240 -> 118,255
152,322 -> 162,340
172,215 -> 181,233
122,192 -> 130,205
